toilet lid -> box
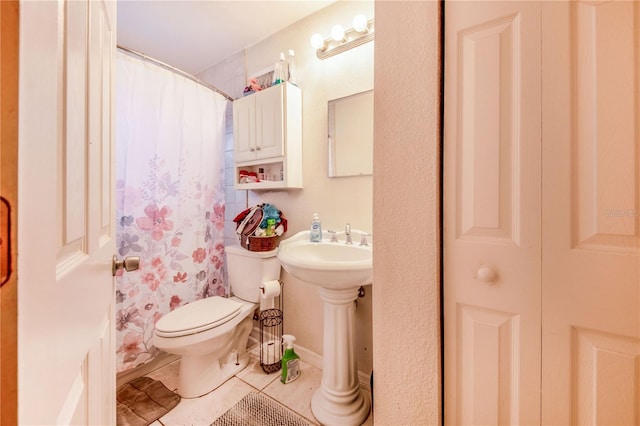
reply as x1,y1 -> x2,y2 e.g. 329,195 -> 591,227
155,296 -> 243,337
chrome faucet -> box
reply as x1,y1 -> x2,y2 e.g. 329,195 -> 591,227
345,223 -> 353,245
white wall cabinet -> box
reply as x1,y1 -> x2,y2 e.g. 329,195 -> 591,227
233,82 -> 302,190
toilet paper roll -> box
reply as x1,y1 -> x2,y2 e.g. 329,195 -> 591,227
261,339 -> 281,365
259,280 -> 281,311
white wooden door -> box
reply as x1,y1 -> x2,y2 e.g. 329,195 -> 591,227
443,1 -> 542,424
541,1 -> 640,424
18,0 -> 117,424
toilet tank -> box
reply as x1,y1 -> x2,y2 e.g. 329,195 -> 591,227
225,245 -> 281,303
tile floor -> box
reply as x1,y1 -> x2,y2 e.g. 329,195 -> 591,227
144,344 -> 373,425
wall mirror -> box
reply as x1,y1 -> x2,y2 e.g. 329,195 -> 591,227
328,90 -> 373,177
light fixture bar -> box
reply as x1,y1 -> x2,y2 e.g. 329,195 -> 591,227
315,19 -> 375,60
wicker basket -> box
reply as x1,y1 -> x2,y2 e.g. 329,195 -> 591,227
235,204 -> 285,252
246,235 -> 280,252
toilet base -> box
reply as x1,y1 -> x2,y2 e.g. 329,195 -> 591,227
178,350 -> 250,398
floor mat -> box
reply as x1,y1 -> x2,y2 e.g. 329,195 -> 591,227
211,392 -> 311,426
116,376 -> 181,426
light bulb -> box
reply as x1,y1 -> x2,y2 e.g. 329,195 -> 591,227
310,33 -> 325,50
331,24 -> 345,42
353,14 -> 368,33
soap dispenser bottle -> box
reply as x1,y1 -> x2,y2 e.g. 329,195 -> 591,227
310,213 -> 322,242
281,334 -> 301,384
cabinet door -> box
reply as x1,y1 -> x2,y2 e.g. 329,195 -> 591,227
255,84 -> 284,159
233,95 -> 256,162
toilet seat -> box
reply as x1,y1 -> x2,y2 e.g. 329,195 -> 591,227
155,296 -> 243,338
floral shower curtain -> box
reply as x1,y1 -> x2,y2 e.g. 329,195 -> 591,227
115,51 -> 228,373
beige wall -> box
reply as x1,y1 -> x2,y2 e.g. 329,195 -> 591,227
199,1 -> 375,374
373,1 -> 442,424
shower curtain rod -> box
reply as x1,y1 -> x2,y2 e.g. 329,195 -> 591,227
117,45 -> 235,102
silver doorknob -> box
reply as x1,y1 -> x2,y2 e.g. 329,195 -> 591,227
475,265 -> 497,283
112,255 -> 140,276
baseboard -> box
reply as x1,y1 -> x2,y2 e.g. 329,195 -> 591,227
250,325 -> 371,392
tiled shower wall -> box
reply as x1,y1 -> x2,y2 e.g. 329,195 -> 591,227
197,52 -> 247,248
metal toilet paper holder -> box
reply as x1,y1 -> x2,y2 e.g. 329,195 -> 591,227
259,280 -> 283,374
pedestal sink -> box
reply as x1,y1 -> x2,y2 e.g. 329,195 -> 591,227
277,230 -> 373,426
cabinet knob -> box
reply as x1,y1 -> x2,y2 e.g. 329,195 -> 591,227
255,146 -> 261,151
250,147 -> 255,152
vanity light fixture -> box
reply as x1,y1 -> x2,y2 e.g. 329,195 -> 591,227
310,15 -> 374,60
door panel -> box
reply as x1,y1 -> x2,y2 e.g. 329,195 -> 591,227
541,1 -> 640,424
572,0 -> 638,252
444,2 -> 542,425
457,305 -> 520,425
456,13 -> 519,244
572,328 -> 639,425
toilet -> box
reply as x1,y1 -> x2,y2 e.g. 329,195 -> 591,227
153,245 -> 280,398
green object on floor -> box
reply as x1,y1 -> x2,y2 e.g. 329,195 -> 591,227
280,334 -> 301,384
116,376 -> 180,426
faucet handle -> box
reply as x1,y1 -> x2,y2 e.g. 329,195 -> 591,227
360,232 -> 371,247
328,229 -> 338,243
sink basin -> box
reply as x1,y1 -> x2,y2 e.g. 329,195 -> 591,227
277,230 -> 373,289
